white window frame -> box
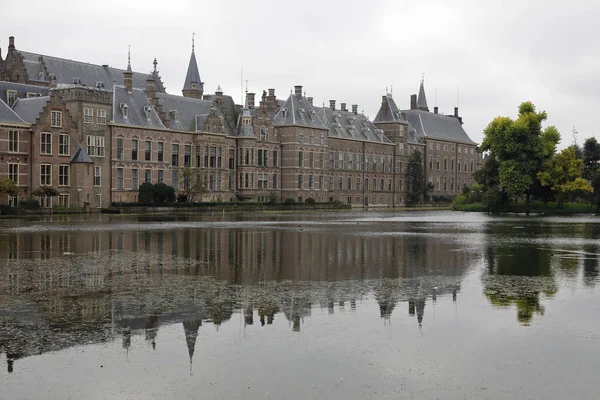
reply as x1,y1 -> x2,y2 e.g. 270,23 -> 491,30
51,111 -> 62,128
40,164 -> 52,186
59,133 -> 70,156
41,132 -> 52,155
94,166 -> 101,187
58,194 -> 70,208
97,109 -> 107,125
58,165 -> 70,186
8,163 -> 18,184
87,135 -> 96,156
84,108 -> 93,123
8,130 -> 19,153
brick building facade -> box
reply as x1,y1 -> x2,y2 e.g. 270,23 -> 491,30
0,35 -> 481,208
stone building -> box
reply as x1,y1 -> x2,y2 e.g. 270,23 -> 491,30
0,35 -> 481,208
0,96 -> 30,205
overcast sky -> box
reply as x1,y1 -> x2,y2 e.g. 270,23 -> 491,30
3,0 -> 598,146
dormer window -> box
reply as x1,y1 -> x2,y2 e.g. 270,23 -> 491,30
120,103 -> 128,118
169,110 -> 179,121
333,113 -> 341,123
298,108 -> 306,119
309,110 -> 316,121
143,105 -> 152,122
282,107 -> 288,118
191,83 -> 197,89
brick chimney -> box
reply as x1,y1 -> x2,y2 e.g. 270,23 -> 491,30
340,103 -> 347,111
410,94 -> 417,110
246,92 -> 255,109
294,85 -> 302,96
8,36 -> 15,50
329,100 -> 336,111
307,97 -> 313,106
454,106 -> 459,117
434,106 -> 438,114
352,104 -> 358,115
145,74 -> 157,103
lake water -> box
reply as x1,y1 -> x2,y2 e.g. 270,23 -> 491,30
0,211 -> 599,399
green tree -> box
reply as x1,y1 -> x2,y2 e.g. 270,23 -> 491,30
179,167 -> 206,202
138,182 -> 154,203
537,147 -> 592,205
0,178 -> 18,196
582,137 -> 600,209
32,186 -> 59,197
481,102 -> 560,205
406,150 -> 425,204
153,183 -> 176,203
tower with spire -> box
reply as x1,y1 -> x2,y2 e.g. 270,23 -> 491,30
417,75 -> 429,111
124,45 -> 133,92
182,33 -> 204,99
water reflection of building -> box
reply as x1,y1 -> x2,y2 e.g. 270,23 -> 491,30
0,222 -> 473,372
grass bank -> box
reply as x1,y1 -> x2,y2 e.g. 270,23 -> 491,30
453,202 -> 597,214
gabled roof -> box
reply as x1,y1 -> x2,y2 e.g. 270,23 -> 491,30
156,93 -> 235,135
183,49 -> 202,91
373,93 -> 407,124
11,96 -> 48,123
202,93 -> 238,133
417,81 -> 428,111
113,86 -> 166,129
0,81 -> 48,104
273,93 -> 327,129
70,147 -> 94,164
17,50 -> 166,93
315,106 -> 391,144
0,98 -> 28,126
402,109 -> 475,145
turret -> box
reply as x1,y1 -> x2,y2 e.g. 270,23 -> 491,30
182,33 -> 204,99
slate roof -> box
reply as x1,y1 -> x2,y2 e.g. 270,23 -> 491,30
0,81 -> 48,104
401,109 -> 476,144
17,50 -> 166,93
0,98 -> 29,126
155,93 -> 235,135
11,96 -> 49,123
373,93 -> 407,124
183,49 -> 203,91
273,93 -> 328,129
202,93 -> 238,133
70,147 -> 94,164
113,86 -> 166,129
417,81 -> 428,110
315,106 -> 391,144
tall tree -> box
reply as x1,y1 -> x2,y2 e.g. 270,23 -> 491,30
481,102 -> 560,205
582,137 -> 600,209
406,150 -> 425,205
537,147 -> 592,204
179,167 -> 206,202
0,178 -> 18,196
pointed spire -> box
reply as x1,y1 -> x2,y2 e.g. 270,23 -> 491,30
182,36 -> 204,98
127,45 -> 132,72
417,74 -> 429,111
153,58 -> 158,74
183,318 -> 202,375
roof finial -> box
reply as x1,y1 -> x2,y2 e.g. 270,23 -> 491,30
421,72 -> 425,85
245,79 -> 248,94
192,32 -> 196,53
153,58 -> 158,73
127,45 -> 132,72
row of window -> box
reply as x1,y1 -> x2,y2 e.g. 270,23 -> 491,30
6,90 -> 40,107
40,132 -> 71,156
114,168 -> 238,192
239,148 -> 279,167
37,193 -> 102,209
326,151 -> 393,173
39,164 -> 71,186
298,175 -> 393,191
83,108 -> 107,125
429,142 -> 475,155
297,129 -> 325,145
428,176 -> 468,192
428,156 -> 475,172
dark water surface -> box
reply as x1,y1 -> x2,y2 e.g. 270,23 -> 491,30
1,211 -> 599,399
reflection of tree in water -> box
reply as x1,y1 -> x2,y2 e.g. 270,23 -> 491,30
483,241 -> 558,325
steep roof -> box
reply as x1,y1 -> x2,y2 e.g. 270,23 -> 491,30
237,109 -> 255,138
70,147 -> 94,164
315,106 -> 392,144
402,109 -> 475,144
417,81 -> 428,111
0,98 -> 28,126
202,93 -> 238,133
272,93 -> 327,129
0,81 -> 48,104
183,49 -> 202,91
156,93 -> 235,135
17,50 -> 166,93
373,93 -> 407,124
113,86 -> 166,129
11,96 -> 48,123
